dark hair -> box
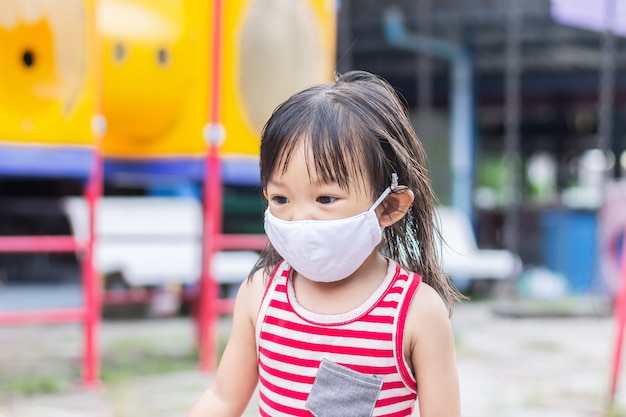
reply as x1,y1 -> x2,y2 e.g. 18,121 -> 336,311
250,70 -> 462,312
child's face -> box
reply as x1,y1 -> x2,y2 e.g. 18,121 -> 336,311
264,143 -> 374,222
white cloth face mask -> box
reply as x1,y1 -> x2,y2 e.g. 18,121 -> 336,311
264,174 -> 399,283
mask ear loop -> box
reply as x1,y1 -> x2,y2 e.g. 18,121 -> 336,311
371,173 -> 399,210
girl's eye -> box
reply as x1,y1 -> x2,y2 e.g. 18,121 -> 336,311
271,196 -> 288,205
317,196 -> 337,204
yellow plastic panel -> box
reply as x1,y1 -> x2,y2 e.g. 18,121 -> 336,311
221,0 -> 338,157
0,0 -> 96,146
99,0 -> 210,158
99,0 -> 336,160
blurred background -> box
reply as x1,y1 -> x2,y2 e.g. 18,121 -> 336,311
0,0 -> 626,415
344,0 -> 626,299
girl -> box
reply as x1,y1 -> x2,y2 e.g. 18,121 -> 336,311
189,71 -> 463,417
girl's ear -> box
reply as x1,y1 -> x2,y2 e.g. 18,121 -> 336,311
263,188 -> 268,200
376,188 -> 415,227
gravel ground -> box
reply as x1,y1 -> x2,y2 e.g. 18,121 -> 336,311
0,298 -> 624,417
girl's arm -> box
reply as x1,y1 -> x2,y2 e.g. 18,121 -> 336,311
408,283 -> 461,417
188,270 -> 265,417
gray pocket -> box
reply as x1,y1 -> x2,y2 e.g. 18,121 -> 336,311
305,358 -> 383,417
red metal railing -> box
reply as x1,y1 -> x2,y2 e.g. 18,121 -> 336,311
0,0 -> 266,384
196,0 -> 224,373
0,236 -> 85,252
0,158 -> 102,386
196,0 -> 269,372
0,0 -> 103,386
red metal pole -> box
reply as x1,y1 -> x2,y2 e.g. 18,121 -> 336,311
81,0 -> 104,386
0,236 -> 84,252
0,308 -> 86,325
218,234 -> 267,250
80,148 -> 102,387
198,0 -> 225,372
199,144 -> 222,372
609,224 -> 626,403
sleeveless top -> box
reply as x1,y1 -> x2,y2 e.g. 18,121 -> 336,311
255,259 -> 422,417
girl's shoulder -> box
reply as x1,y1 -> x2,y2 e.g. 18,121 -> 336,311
402,281 -> 454,364
235,267 -> 268,323
401,279 -> 454,374
405,281 -> 451,335
238,262 -> 287,323
411,281 -> 449,316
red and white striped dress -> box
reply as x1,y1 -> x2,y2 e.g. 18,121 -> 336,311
255,259 -> 421,417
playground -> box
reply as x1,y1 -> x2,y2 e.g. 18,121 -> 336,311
1,0 -> 626,415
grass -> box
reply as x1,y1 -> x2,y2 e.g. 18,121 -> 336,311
0,318 -> 231,398
5,376 -> 70,396
100,347 -> 199,385
606,404 -> 626,417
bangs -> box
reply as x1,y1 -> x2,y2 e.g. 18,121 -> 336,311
260,89 -> 386,194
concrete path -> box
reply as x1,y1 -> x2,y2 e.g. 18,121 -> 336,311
0,300 -> 623,416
